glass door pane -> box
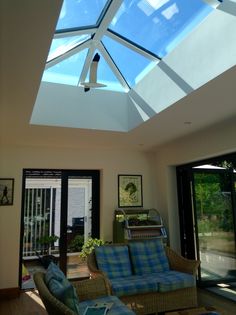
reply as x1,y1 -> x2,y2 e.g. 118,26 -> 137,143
21,169 -> 99,288
193,169 -> 236,283
21,174 -> 61,289
66,176 -> 92,279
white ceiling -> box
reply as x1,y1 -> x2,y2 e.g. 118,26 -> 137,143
1,0 -> 236,151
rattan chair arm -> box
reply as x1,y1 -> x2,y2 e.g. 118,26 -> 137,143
165,246 -> 200,275
86,251 -> 99,273
72,277 -> 111,301
86,251 -> 113,295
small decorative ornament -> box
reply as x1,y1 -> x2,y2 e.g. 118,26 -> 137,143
0,178 -> 14,206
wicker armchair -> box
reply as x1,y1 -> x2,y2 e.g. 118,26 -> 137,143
87,244 -> 200,315
34,272 -> 135,315
34,272 -> 109,315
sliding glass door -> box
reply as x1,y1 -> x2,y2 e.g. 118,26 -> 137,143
177,155 -> 236,286
20,169 -> 100,288
193,169 -> 235,283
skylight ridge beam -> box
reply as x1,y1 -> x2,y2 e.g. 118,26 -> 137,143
78,44 -> 96,85
95,0 -> 114,27
46,39 -> 92,69
54,28 -> 97,39
55,26 -> 98,36
99,42 -> 130,91
93,0 -> 123,41
106,29 -> 161,62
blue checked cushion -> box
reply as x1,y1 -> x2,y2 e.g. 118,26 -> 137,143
128,239 -> 169,275
150,271 -> 196,293
95,246 -> 132,279
109,275 -> 158,297
45,262 -> 80,314
79,295 -> 135,315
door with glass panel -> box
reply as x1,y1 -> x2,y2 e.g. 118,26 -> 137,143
177,159 -> 236,287
20,169 -> 100,288
60,170 -> 100,279
192,168 -> 236,284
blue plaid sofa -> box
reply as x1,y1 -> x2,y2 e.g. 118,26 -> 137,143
34,263 -> 135,315
87,239 -> 200,315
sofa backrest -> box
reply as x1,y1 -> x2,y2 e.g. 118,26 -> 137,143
94,239 -> 169,278
128,239 -> 170,275
95,244 -> 132,279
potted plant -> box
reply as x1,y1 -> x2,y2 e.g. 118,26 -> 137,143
37,234 -> 59,268
68,234 -> 84,253
80,237 -> 105,260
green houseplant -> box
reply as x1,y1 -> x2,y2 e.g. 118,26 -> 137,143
68,234 -> 84,253
80,237 -> 105,260
37,235 -> 59,268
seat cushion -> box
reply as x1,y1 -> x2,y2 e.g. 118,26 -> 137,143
128,239 -> 169,275
45,262 -> 80,314
151,270 -> 196,293
79,294 -> 135,315
109,275 -> 158,297
95,245 -> 132,279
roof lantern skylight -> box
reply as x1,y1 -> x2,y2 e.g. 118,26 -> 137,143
43,0 -> 214,92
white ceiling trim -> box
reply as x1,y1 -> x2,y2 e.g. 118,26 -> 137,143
218,0 -> 236,16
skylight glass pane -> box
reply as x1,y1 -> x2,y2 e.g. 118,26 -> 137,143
56,0 -> 108,30
42,49 -> 88,86
47,35 -> 90,62
102,36 -> 156,87
109,0 -> 213,58
83,50 -> 124,92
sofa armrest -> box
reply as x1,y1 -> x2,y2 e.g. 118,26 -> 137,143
87,250 -> 110,278
72,277 -> 111,301
165,246 -> 200,275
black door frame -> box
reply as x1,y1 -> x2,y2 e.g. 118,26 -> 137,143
19,168 -> 100,286
176,152 -> 236,286
59,169 -> 100,273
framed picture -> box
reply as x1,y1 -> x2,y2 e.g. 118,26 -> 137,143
118,175 -> 143,207
0,178 -> 14,206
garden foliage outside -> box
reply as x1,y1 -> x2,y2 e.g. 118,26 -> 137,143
194,171 -> 235,255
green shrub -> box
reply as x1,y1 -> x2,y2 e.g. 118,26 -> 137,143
68,235 -> 84,252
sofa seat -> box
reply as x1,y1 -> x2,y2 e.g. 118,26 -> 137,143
143,271 -> 196,293
110,275 -> 158,297
110,271 -> 195,297
79,294 -> 135,315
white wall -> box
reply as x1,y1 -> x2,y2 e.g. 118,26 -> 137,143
0,144 -> 156,289
155,116 -> 236,252
1,115 -> 236,289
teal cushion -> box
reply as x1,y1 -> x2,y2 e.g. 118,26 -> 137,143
45,262 -> 80,314
45,261 -> 65,283
95,245 -> 132,279
128,239 -> 169,275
